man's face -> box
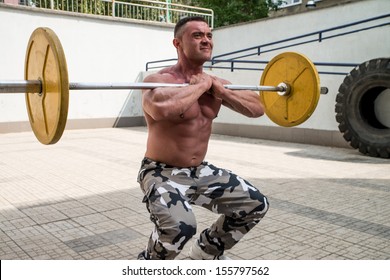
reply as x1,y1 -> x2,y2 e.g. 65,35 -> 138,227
176,21 -> 213,63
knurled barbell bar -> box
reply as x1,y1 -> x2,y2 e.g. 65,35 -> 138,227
0,80 -> 290,94
0,27 -> 327,145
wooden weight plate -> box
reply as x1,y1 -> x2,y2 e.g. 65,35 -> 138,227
260,52 -> 320,127
25,27 -> 69,144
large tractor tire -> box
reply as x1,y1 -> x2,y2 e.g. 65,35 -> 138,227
335,58 -> 390,158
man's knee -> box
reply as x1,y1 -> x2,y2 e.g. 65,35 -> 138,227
251,191 -> 269,219
238,190 -> 269,221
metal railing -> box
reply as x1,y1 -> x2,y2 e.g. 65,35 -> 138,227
10,0 -> 214,27
145,13 -> 390,75
211,14 -> 390,62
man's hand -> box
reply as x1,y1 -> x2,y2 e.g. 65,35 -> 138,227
189,73 -> 213,92
209,76 -> 227,99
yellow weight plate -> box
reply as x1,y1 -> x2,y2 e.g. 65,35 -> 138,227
25,27 -> 69,144
260,52 -> 320,127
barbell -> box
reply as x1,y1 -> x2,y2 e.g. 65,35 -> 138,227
0,27 -> 327,145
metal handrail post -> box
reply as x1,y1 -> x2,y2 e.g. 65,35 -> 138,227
166,0 -> 171,23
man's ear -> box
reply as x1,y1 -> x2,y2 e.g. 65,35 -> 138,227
173,38 -> 180,49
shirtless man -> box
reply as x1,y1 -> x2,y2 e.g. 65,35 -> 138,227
138,16 -> 269,260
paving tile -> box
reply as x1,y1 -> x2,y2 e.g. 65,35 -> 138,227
0,127 -> 389,260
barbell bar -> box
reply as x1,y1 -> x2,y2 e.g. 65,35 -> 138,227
0,81 -> 289,94
0,27 -> 327,145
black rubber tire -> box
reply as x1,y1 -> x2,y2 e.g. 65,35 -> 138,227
335,57 -> 390,158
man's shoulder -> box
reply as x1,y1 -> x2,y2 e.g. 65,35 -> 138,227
157,66 -> 175,74
157,66 -> 181,79
144,66 -> 181,83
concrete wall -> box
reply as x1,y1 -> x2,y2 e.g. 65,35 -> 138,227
0,0 -> 389,147
0,4 -> 176,132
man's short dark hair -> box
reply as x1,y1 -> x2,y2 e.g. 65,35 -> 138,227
174,16 -> 209,38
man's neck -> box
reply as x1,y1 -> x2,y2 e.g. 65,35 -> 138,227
174,60 -> 205,82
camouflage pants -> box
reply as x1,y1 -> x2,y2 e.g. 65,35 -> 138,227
137,157 -> 269,260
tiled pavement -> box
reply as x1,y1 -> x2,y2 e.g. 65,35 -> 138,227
0,127 -> 389,260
